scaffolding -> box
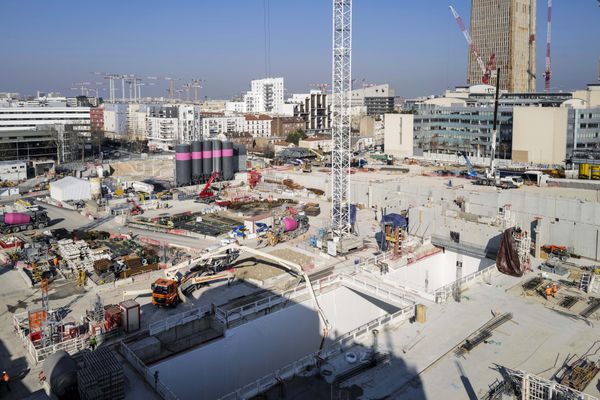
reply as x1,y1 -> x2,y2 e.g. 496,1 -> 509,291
501,367 -> 598,400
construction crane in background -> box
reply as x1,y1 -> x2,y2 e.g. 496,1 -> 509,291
73,82 -> 91,96
189,79 -> 205,102
148,76 -> 179,100
310,83 -> 331,93
94,72 -> 120,103
544,0 -> 553,92
449,5 -> 495,85
331,0 -> 352,238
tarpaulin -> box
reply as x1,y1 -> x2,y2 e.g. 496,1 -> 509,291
496,228 -> 524,277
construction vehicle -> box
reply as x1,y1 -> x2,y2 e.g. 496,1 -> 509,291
460,152 -> 478,178
248,170 -> 261,189
542,245 -> 570,261
265,212 -> 309,246
301,159 -> 312,173
0,210 -> 50,234
229,225 -> 247,239
151,243 -> 330,330
198,171 -> 220,203
127,199 -> 144,215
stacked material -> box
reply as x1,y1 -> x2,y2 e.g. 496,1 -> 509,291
56,239 -> 111,273
78,348 -> 124,400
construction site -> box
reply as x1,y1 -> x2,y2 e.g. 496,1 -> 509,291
0,1 -> 599,400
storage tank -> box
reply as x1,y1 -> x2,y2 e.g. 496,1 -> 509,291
42,350 -> 78,399
579,163 -> 591,179
90,177 -> 102,199
3,212 -> 31,225
222,141 -> 234,180
175,143 -> 192,187
202,140 -> 213,180
591,165 -> 600,180
212,140 -> 222,174
236,144 -> 247,172
191,141 -> 203,180
282,217 -> 299,232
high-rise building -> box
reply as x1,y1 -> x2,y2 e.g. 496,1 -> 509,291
468,0 -> 536,92
243,77 -> 285,114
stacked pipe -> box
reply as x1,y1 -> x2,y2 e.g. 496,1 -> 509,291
175,144 -> 191,186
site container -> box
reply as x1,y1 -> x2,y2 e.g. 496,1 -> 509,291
119,300 -> 140,333
579,163 -> 591,179
591,165 -> 600,180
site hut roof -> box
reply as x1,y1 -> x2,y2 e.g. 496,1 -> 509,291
49,176 -> 92,202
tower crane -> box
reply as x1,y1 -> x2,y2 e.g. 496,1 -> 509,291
544,0 -> 552,92
190,79 -> 205,102
449,5 -> 496,85
309,83 -> 331,93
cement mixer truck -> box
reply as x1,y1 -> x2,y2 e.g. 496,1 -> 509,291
0,211 -> 50,234
265,214 -> 309,246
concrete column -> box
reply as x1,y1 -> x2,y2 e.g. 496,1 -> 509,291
534,217 -> 543,259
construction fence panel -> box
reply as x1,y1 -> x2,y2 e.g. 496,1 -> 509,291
149,305 -> 210,336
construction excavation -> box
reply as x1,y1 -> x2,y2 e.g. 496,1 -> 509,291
0,2 -> 599,400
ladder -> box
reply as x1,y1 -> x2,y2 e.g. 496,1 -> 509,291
579,273 -> 591,293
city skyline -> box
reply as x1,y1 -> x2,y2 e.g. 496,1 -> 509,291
1,0 -> 599,99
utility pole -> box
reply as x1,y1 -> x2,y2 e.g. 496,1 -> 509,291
331,0 -> 352,237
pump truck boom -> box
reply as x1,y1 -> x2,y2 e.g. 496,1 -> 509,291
151,243 -> 330,329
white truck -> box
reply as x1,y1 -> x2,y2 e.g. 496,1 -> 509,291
475,174 -> 524,189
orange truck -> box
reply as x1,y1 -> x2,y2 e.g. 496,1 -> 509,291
151,270 -> 235,307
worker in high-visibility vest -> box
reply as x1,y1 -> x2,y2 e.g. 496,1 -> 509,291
551,283 -> 558,297
2,370 -> 10,392
545,286 -> 552,300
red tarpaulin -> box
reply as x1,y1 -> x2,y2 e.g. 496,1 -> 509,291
496,228 -> 525,277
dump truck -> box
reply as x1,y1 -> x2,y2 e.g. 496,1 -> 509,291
0,211 -> 50,234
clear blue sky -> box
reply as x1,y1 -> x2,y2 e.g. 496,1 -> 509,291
1,1 -> 598,99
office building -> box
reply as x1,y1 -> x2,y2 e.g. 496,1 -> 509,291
468,0 -> 536,92
351,84 -> 395,116
413,85 -> 571,160
0,107 -> 91,137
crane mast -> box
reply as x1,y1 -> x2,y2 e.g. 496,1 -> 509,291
331,0 -> 352,237
545,0 -> 552,92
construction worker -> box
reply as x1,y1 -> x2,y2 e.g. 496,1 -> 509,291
53,257 -> 59,267
89,336 -> 97,351
2,370 -> 10,392
551,282 -> 558,297
545,285 -> 552,300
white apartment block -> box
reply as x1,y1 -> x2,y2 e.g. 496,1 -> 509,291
0,107 -> 91,135
243,77 -> 285,114
201,116 -> 245,137
177,104 -> 201,143
225,101 -> 246,114
147,116 -> 180,151
244,114 -> 272,137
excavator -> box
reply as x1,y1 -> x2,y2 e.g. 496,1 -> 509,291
150,243 -> 330,330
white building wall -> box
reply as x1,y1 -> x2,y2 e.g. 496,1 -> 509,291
0,107 -> 90,133
384,113 -> 414,158
225,101 -> 246,113
244,77 -> 285,114
511,107 -> 568,164
0,161 -> 27,181
201,116 -> 244,137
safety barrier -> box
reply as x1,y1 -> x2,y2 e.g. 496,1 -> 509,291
218,304 -> 415,400
433,263 -> 497,303
149,305 -> 210,336
120,340 -> 179,400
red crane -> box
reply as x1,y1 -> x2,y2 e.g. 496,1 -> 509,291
544,0 -> 552,92
198,172 -> 220,202
449,5 -> 495,85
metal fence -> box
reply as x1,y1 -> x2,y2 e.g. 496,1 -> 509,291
149,305 -> 210,336
13,311 -> 88,364
433,263 -> 497,303
120,340 -> 179,400
218,304 -> 415,400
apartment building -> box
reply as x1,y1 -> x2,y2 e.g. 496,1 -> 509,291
350,84 -> 395,116
201,116 -> 245,137
244,114 -> 272,137
294,92 -> 331,133
243,77 -> 285,114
